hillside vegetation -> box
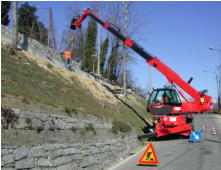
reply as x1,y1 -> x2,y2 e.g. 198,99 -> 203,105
1,45 -> 152,133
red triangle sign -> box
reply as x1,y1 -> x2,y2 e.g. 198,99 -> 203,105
137,142 -> 159,165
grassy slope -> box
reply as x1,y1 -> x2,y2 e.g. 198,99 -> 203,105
1,45 -> 151,133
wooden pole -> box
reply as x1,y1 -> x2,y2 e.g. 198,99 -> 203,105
123,1 -> 128,97
12,1 -> 18,53
97,9 -> 101,76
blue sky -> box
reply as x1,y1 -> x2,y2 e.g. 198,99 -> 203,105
10,1 -> 221,99
132,1 -> 221,99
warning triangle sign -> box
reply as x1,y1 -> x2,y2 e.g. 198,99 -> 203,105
137,142 -> 159,165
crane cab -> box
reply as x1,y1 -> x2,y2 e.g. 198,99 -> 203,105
147,88 -> 182,115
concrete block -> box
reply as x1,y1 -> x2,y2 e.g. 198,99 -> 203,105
37,113 -> 49,122
54,119 -> 66,129
31,118 -> 43,128
1,168 -> 15,170
2,154 -> 14,165
63,148 -> 81,155
1,149 -> 10,156
80,156 -> 97,168
14,118 -> 27,129
14,147 -> 29,160
38,158 -> 51,167
56,163 -> 73,170
30,168 -> 42,170
30,146 -> 46,157
89,146 -> 100,155
15,157 -> 35,169
50,155 -> 74,167
49,149 -> 63,159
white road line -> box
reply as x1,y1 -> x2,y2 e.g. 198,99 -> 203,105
108,145 -> 147,170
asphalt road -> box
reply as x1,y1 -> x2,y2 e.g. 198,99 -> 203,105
110,113 -> 221,170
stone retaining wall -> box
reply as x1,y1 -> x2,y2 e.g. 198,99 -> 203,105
1,25 -> 112,88
1,108 -> 139,169
1,25 -> 64,68
6,108 -> 112,130
2,136 -> 138,170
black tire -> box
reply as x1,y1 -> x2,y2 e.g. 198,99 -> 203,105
186,116 -> 194,131
191,122 -> 194,131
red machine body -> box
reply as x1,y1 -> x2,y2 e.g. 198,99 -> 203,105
71,9 -> 213,138
155,115 -> 192,137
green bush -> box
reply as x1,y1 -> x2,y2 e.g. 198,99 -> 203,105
25,117 -> 33,129
71,126 -> 77,133
112,119 -> 132,134
47,63 -> 53,69
85,123 -> 96,135
85,123 -> 94,131
79,128 -> 86,135
64,105 -> 71,114
64,105 -> 77,116
36,126 -> 43,133
49,125 -> 55,131
1,107 -> 19,129
71,124 -> 96,135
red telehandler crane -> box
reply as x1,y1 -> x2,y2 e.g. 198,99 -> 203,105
70,9 -> 213,139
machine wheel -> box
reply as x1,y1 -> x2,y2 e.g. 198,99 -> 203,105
191,122 -> 195,131
186,116 -> 194,131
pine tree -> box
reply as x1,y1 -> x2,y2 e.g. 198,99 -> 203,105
84,18 -> 97,71
100,36 -> 109,76
106,39 -> 119,82
1,1 -> 11,26
17,3 -> 48,45
18,3 -> 37,35
79,29 -> 85,60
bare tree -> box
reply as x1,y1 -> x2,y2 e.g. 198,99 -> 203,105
63,3 -> 87,59
64,2 -> 149,91
64,2 -> 106,64
104,2 -> 148,85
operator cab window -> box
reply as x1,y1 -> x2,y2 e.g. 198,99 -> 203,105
148,89 -> 182,106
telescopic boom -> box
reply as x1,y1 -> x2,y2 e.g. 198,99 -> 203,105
70,9 -> 213,113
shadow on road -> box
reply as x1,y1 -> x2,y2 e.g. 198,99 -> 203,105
137,164 -> 158,167
205,139 -> 221,144
149,134 -> 189,142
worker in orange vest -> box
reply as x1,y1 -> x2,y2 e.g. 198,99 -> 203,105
64,49 -> 72,70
